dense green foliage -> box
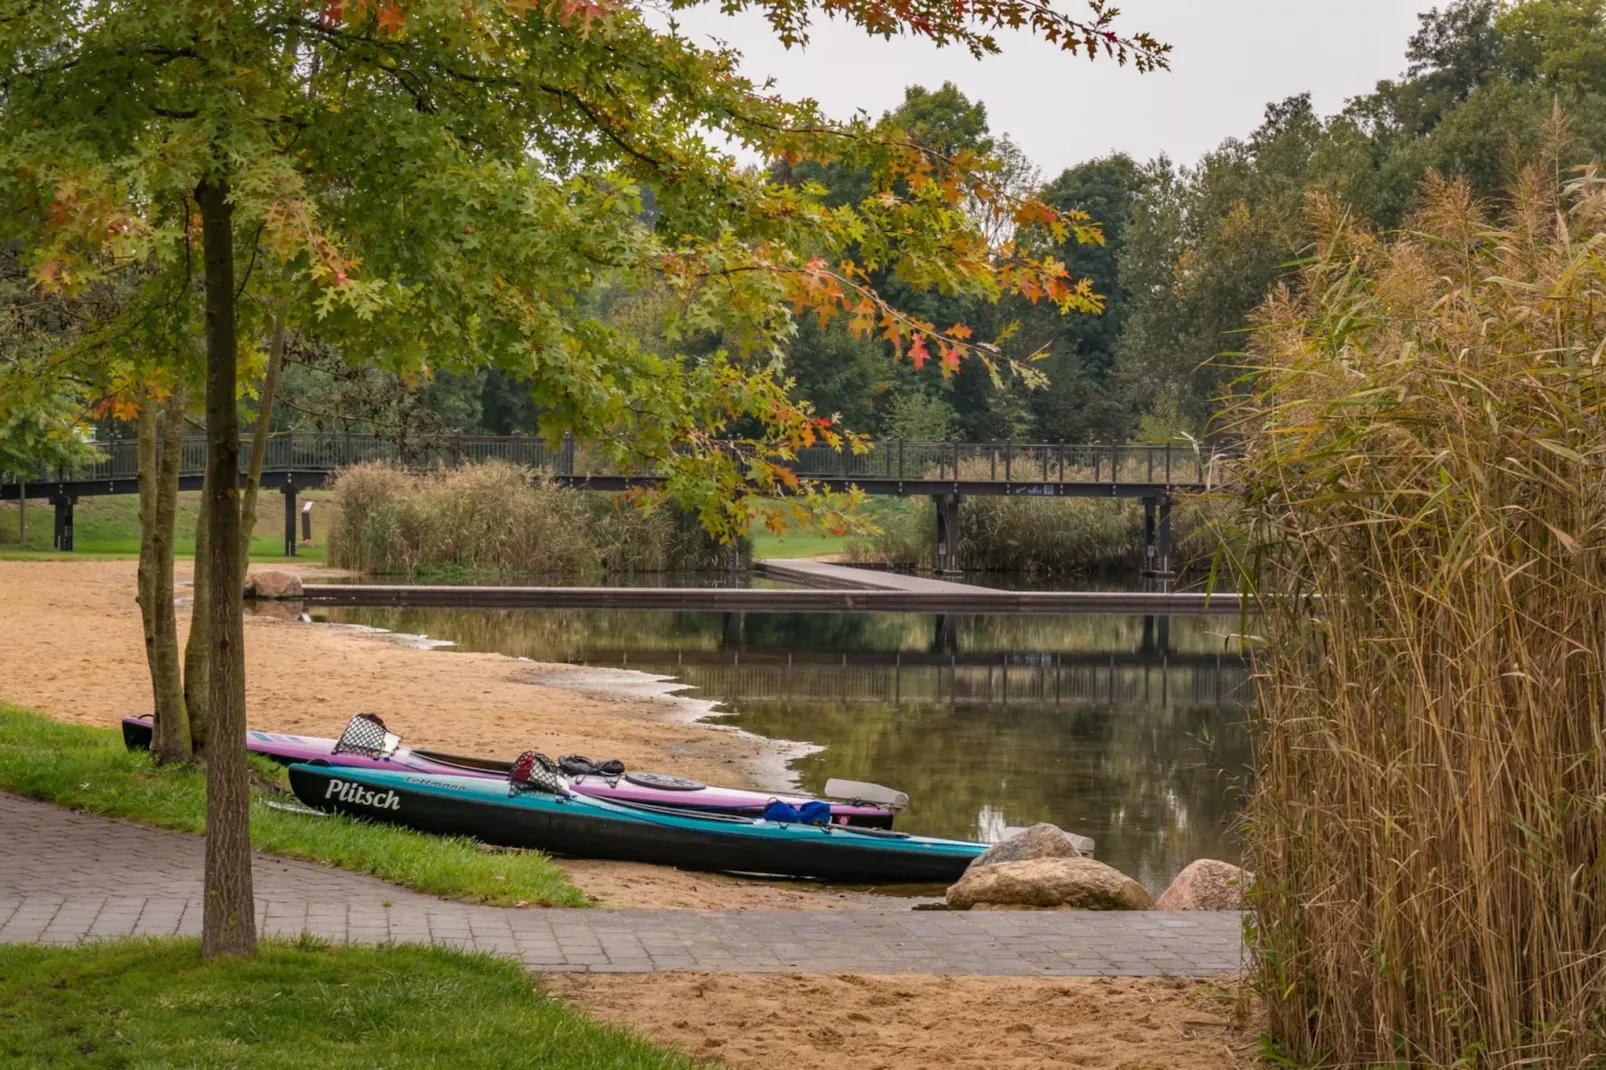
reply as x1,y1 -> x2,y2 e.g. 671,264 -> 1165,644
0,939 -> 688,1068
1113,0 -> 1606,431
749,2 -> 1606,444
0,705 -> 585,906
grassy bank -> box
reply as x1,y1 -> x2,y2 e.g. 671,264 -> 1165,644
0,706 -> 585,907
0,938 -> 691,1068
0,490 -> 335,562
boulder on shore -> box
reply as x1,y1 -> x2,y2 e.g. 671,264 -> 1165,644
946,857 -> 1154,911
1154,860 -> 1252,911
966,823 -> 1090,872
245,570 -> 303,599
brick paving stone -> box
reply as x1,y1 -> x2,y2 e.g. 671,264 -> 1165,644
2,791 -> 1244,975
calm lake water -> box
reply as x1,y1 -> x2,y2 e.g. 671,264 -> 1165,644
311,580 -> 1253,891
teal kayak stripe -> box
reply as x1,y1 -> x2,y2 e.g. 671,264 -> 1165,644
293,763 -> 987,862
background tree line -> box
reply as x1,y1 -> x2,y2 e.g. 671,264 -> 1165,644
228,0 -> 1600,449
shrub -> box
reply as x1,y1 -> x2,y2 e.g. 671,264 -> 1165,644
325,460 -> 741,577
850,492 -> 1225,576
1232,154 -> 1606,1065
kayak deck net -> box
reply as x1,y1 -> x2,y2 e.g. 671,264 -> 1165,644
509,751 -> 569,797
332,713 -> 401,760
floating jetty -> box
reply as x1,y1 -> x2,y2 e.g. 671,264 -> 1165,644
295,562 -> 1242,615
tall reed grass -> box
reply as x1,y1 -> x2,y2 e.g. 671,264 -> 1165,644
324,461 -> 737,577
1231,145 -> 1606,1065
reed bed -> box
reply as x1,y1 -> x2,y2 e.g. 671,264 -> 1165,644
851,489 -> 1225,576
324,461 -> 735,577
1231,154 -> 1606,1066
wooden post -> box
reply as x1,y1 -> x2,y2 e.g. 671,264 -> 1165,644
1157,495 -> 1174,577
933,493 -> 962,574
1142,497 -> 1156,573
282,485 -> 298,558
52,493 -> 74,551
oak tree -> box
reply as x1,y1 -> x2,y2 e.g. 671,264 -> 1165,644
0,0 -> 1163,957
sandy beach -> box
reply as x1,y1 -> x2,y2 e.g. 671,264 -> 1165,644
0,559 -> 887,910
0,558 -> 1257,1067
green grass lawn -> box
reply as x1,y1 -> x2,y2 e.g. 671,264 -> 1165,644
747,527 -> 852,560
746,498 -> 902,561
0,490 -> 334,562
0,938 -> 694,1069
0,706 -> 586,907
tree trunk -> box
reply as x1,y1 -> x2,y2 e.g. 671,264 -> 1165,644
17,482 -> 23,546
184,466 -> 211,750
239,312 -> 285,571
151,389 -> 191,763
136,401 -> 159,713
196,174 -> 255,959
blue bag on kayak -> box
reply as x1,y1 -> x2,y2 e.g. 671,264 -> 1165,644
762,799 -> 833,825
762,800 -> 800,823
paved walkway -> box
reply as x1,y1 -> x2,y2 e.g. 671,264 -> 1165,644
0,793 -> 1244,975
755,559 -> 991,594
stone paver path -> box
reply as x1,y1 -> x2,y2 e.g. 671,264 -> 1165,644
0,792 -> 1244,975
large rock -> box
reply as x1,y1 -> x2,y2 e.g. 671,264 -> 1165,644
966,823 -> 1091,872
946,857 -> 1155,911
1155,860 -> 1252,911
245,569 -> 303,599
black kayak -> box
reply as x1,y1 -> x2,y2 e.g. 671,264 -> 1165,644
288,761 -> 986,884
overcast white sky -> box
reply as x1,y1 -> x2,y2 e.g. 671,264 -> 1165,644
658,1 -> 1435,175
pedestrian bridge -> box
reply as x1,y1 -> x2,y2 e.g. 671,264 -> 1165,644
1,433 -> 1225,570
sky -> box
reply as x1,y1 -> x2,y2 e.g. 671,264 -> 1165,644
655,1 -> 1436,176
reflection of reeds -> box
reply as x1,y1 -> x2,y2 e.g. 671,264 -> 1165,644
324,461 -> 735,577
1235,162 -> 1606,1066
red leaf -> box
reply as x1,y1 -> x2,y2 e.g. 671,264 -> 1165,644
909,335 -> 930,370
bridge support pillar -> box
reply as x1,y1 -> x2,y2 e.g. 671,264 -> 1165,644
933,493 -> 962,575
931,613 -> 958,656
52,494 -> 75,552
721,611 -> 744,648
282,484 -> 298,558
1141,495 -> 1175,580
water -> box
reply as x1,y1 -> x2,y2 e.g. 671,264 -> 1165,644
311,593 -> 1253,891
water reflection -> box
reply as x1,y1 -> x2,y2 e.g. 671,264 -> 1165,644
312,604 -> 1252,891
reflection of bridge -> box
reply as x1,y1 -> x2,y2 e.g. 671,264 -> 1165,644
552,629 -> 1251,709
1,433 -> 1225,573
571,653 -> 1252,710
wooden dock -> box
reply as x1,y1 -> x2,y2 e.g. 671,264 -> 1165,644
294,583 -> 1242,615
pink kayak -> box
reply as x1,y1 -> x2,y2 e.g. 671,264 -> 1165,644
121,714 -> 902,828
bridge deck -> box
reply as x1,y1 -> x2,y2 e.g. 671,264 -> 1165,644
1,434 -> 1220,501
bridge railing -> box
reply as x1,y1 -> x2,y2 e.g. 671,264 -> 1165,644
3,433 -> 1226,489
793,441 -> 1217,486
